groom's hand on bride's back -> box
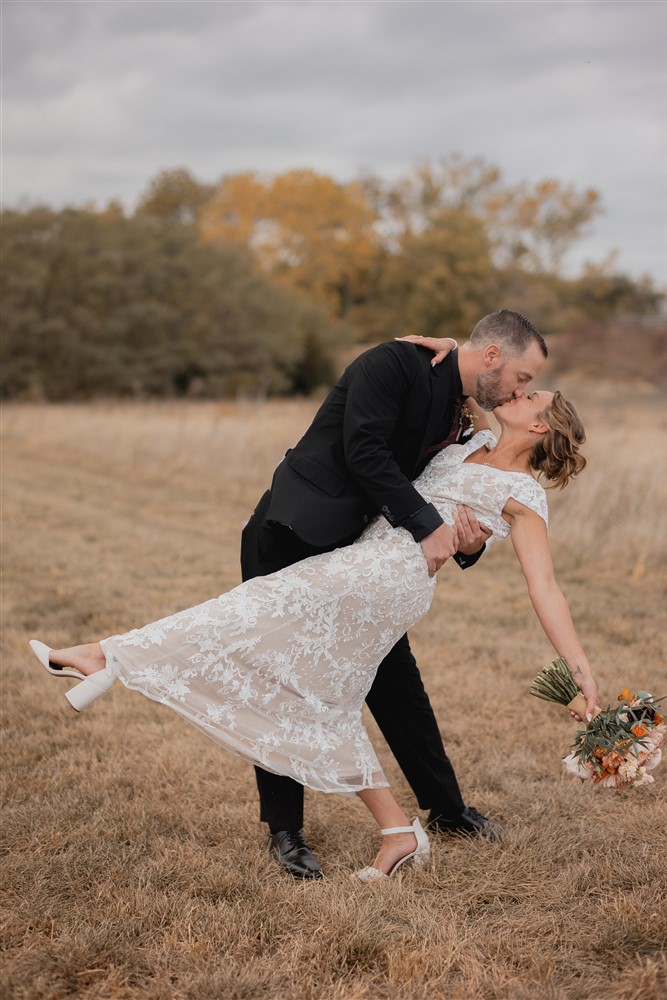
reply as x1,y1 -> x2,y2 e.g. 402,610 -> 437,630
420,523 -> 459,577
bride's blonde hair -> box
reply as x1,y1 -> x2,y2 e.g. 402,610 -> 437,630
530,391 -> 586,489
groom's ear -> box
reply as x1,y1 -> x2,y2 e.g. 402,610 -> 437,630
482,343 -> 502,367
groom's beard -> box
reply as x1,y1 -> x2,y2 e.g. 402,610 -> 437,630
475,364 -> 513,411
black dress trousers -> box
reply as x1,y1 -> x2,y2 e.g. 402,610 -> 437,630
240,491 -> 465,833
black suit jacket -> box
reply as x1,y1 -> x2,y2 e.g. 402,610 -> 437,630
264,342 -> 481,567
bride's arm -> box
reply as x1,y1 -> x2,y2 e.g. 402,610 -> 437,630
509,506 -> 598,719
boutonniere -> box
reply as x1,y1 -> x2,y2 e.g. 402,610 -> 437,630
459,402 -> 478,440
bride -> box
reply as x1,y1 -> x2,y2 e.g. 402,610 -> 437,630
31,389 -> 597,880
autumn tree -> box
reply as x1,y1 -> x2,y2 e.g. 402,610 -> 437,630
1,206 -> 336,400
199,169 -> 378,316
355,156 -> 612,338
365,207 -> 496,340
136,168 -> 215,226
363,156 -> 602,274
4,160 -> 660,402
565,258 -> 663,322
491,179 -> 602,274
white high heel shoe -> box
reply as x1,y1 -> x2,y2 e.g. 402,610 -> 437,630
29,640 -> 86,680
352,817 -> 430,881
29,639 -> 115,712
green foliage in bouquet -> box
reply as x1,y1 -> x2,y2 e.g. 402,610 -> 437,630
570,690 -> 665,778
574,698 -> 655,758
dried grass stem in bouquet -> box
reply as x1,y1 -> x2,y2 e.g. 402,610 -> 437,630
529,656 -> 599,720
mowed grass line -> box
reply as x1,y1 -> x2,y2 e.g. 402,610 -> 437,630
2,385 -> 666,1000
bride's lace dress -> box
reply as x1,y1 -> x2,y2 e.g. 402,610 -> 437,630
101,431 -> 547,793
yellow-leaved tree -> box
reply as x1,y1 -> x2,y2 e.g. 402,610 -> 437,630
199,169 -> 378,316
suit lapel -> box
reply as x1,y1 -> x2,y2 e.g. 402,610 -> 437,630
412,357 -> 457,476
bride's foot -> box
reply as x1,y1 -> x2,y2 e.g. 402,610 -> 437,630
352,818 -> 430,881
30,639 -> 115,712
370,832 -> 418,875
48,643 -> 106,676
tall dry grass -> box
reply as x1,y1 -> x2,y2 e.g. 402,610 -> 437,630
2,379 -> 666,1000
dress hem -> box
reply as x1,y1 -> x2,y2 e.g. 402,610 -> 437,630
100,638 -> 391,796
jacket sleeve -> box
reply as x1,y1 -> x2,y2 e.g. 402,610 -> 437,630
453,543 -> 486,570
342,343 -> 444,542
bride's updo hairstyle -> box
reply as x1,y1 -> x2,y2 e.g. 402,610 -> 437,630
530,391 -> 586,489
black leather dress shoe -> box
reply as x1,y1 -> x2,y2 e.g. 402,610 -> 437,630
427,806 -> 504,842
268,829 -> 324,879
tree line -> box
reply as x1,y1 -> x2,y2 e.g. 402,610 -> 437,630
2,157 -> 661,400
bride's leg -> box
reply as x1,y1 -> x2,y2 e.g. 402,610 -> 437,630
48,643 -> 106,676
356,787 -> 417,874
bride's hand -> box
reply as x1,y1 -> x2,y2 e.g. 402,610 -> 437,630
394,335 -> 458,367
569,670 -> 599,722
420,522 -> 459,577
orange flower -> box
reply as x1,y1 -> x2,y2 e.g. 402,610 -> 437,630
618,687 -> 636,704
602,750 -> 624,773
655,713 -> 664,725
632,724 -> 648,738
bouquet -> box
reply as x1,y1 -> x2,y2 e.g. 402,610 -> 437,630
530,657 -> 664,788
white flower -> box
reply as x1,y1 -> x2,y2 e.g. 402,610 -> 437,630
563,753 -> 593,779
599,773 -> 624,789
618,758 -> 640,782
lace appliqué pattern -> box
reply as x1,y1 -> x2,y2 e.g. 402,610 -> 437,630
415,429 -> 548,541
101,431 -> 547,794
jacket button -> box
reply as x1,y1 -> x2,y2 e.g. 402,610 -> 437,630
362,515 -> 369,524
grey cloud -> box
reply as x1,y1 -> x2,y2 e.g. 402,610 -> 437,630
3,0 -> 665,281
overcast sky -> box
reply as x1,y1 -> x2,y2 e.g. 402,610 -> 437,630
3,0 -> 665,282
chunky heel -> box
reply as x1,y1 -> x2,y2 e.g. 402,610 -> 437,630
64,669 -> 115,712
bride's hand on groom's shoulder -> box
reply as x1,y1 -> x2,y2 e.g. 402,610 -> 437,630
394,335 -> 458,366
420,523 -> 459,577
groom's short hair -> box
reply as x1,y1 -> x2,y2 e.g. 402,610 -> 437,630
468,310 -> 548,358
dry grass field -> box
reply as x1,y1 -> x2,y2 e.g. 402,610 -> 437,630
2,375 -> 666,1000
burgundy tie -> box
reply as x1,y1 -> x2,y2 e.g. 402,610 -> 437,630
423,397 -> 469,458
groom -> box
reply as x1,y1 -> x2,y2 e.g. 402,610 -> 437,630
241,309 -> 547,878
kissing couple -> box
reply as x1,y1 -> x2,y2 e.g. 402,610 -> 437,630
31,309 -> 597,881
